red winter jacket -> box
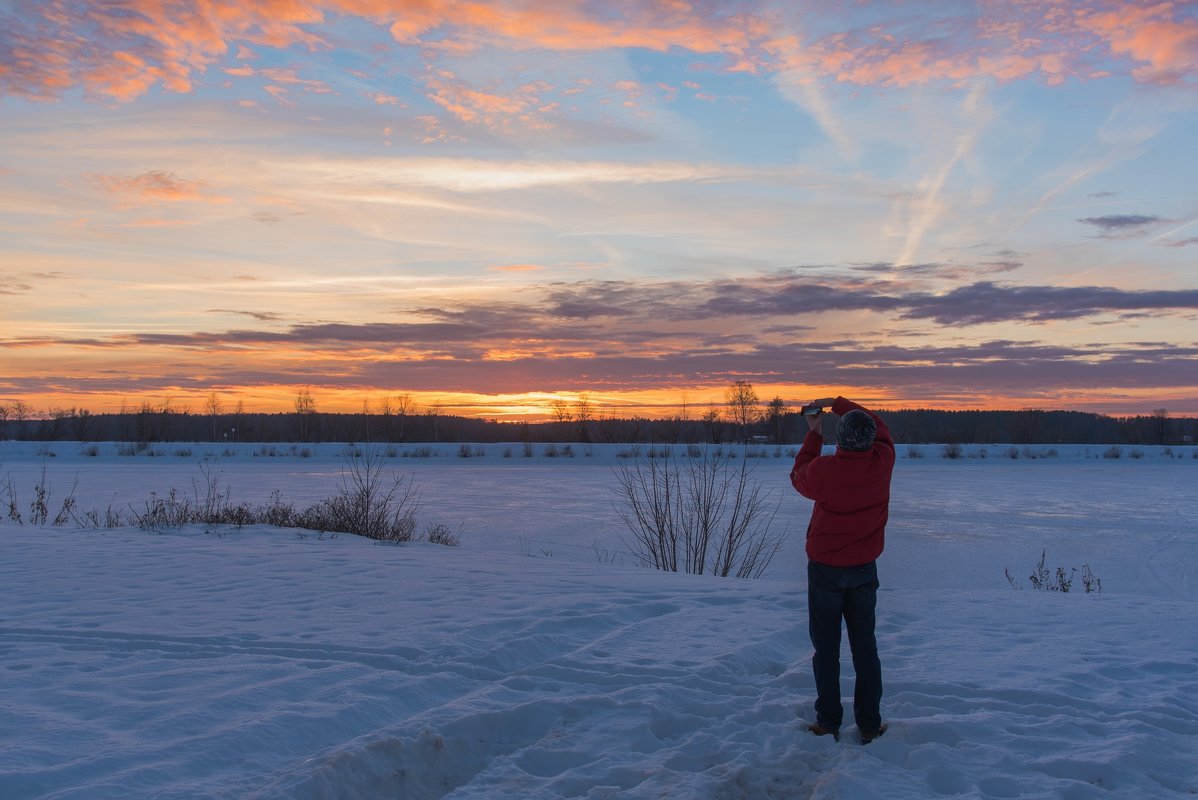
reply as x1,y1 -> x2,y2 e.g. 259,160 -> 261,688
790,397 -> 895,567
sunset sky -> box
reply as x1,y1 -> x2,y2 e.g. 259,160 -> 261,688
2,1 -> 1197,419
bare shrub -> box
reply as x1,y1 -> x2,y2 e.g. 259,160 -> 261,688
905,446 -> 925,459
304,449 -> 421,542
612,446 -> 786,579
941,443 -> 963,459
1005,549 -> 1102,593
1103,446 -> 1123,459
259,491 -> 298,528
133,489 -> 196,531
424,523 -> 460,547
3,466 -> 80,527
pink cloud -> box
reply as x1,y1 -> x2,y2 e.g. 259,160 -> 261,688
1076,2 -> 1198,84
264,85 -> 294,107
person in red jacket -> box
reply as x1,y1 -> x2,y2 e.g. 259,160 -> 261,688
790,396 -> 895,744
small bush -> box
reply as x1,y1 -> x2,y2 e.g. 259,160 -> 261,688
941,443 -> 963,459
1129,448 -> 1144,459
503,447 -> 513,458
80,445 -> 100,457
1103,446 -> 1123,459
458,444 -> 474,458
544,444 -> 559,458
905,446 -> 925,459
424,523 -> 460,547
560,445 -> 575,458
175,448 -> 193,458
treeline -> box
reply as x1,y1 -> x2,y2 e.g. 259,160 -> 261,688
0,405 -> 1193,446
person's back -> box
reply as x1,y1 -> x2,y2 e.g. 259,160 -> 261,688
789,396 -> 895,744
791,401 -> 894,566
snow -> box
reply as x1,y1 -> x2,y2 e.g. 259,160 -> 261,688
1,441 -> 1196,799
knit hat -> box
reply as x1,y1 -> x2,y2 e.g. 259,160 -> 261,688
837,409 -> 876,451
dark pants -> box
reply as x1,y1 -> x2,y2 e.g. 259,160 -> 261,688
807,559 -> 883,732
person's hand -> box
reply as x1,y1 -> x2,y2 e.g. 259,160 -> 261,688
812,397 -> 837,408
806,410 -> 824,432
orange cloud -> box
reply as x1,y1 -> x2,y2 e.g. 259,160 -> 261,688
424,70 -> 549,126
89,170 -> 228,204
0,1 -> 774,103
489,264 -> 543,272
2,1 -> 1194,106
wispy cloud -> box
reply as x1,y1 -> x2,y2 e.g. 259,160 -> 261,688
281,157 -> 789,193
1077,213 -> 1164,236
895,83 -> 988,267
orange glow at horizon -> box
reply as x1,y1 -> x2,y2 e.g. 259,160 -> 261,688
7,383 -> 1193,424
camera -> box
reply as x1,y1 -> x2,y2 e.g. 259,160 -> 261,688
800,404 -> 824,416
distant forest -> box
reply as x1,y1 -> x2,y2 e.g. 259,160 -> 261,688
1,403 -> 1193,446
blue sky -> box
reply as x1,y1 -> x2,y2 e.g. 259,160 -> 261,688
2,1 -> 1197,418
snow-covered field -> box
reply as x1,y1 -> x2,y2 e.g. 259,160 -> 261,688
1,441 -> 1196,799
